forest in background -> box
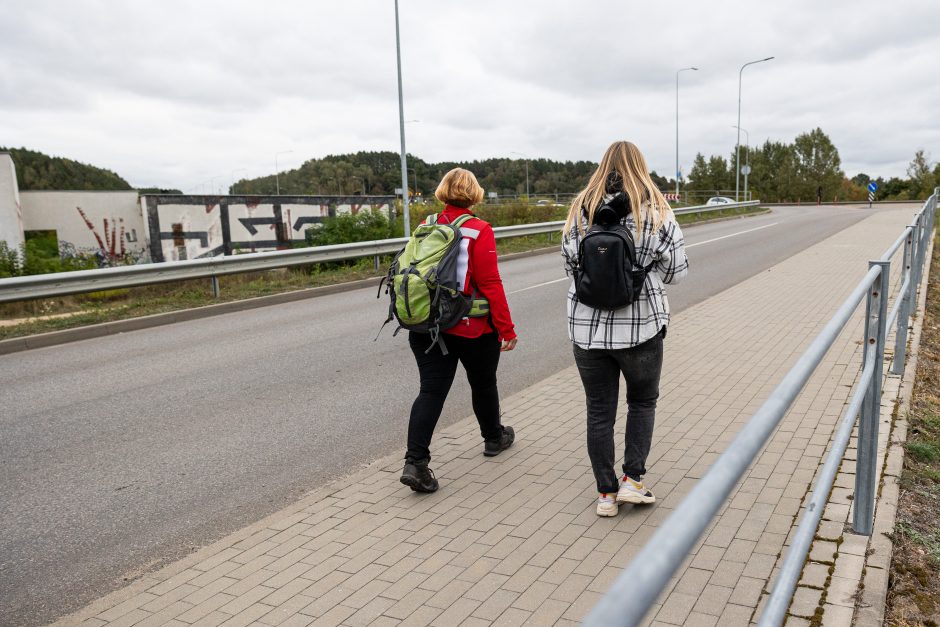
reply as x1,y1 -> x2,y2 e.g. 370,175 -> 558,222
5,130 -> 939,203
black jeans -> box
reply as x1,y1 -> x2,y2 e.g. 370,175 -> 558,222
573,330 -> 664,494
407,331 -> 503,462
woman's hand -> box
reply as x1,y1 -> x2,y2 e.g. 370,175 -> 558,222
501,338 -> 518,352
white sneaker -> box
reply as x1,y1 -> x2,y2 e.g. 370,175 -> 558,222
596,493 -> 618,517
616,476 -> 656,504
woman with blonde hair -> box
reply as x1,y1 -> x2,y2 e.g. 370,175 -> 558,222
399,167 -> 518,493
562,141 -> 689,516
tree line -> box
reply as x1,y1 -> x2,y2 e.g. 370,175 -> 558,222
1,146 -> 132,191
232,151 -> 674,199
685,129 -> 940,202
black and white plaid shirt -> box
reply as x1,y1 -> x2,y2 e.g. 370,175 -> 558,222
562,207 -> 689,349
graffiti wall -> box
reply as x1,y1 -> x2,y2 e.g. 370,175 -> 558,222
19,190 -> 145,257
0,153 -> 24,250
142,194 -> 395,262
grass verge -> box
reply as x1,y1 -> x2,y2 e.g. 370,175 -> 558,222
885,230 -> 940,625
0,206 -> 767,341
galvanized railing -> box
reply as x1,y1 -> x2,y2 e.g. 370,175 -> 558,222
0,200 -> 759,304
585,189 -> 938,627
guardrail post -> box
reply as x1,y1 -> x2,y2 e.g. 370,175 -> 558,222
891,230 -> 914,375
374,255 -> 380,271
210,275 -> 220,298
854,260 -> 889,535
910,214 -> 924,311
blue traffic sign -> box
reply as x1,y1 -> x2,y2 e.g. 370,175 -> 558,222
867,182 -> 878,192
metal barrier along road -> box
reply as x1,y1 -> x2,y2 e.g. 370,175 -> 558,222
584,189 -> 938,627
0,200 -> 759,304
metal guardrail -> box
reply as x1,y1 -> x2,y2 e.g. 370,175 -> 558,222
0,200 -> 760,303
584,188 -> 939,627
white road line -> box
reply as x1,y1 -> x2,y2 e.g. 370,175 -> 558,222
509,277 -> 568,294
686,222 -> 779,248
508,222 -> 780,293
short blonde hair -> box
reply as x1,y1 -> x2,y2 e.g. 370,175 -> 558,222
435,168 -> 484,208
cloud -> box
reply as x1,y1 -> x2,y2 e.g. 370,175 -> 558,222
0,0 -> 937,189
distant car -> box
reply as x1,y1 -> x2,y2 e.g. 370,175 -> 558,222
535,199 -> 551,206
705,196 -> 735,206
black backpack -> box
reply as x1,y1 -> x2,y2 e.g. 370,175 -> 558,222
575,193 -> 654,310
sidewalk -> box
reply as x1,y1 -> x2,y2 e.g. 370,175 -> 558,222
58,205 -> 922,627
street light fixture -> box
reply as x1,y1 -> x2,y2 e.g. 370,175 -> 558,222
736,56 -> 773,201
675,67 -> 698,198
394,0 -> 411,235
275,150 -> 294,195
731,125 -> 750,201
510,152 -> 530,203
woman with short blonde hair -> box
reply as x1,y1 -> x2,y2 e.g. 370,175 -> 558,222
399,168 -> 518,494
562,141 -> 689,517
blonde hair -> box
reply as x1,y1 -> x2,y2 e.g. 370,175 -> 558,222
563,141 -> 672,235
435,168 -> 485,208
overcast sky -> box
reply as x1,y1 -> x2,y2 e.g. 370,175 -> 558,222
2,0 -> 938,192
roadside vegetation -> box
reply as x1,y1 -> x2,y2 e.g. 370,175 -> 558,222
885,230 -> 940,625
0,204 -> 766,340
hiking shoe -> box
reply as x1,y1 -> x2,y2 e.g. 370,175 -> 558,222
597,493 -> 618,517
616,475 -> 656,504
400,459 -> 439,493
484,425 -> 515,457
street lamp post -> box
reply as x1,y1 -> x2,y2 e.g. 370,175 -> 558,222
511,152 -> 529,202
275,150 -> 294,195
394,0 -> 411,235
732,126 -> 750,201
675,67 -> 698,198
736,57 -> 773,201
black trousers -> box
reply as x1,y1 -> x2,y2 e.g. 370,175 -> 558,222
573,330 -> 664,494
407,331 -> 503,462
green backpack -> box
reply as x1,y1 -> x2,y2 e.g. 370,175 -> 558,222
378,213 -> 489,354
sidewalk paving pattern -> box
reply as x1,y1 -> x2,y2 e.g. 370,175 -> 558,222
58,206 -> 922,627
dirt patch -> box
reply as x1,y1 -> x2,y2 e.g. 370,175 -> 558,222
885,231 -> 940,626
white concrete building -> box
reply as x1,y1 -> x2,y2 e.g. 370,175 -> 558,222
0,153 -> 24,251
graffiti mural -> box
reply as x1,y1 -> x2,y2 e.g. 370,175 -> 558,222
142,194 -> 395,262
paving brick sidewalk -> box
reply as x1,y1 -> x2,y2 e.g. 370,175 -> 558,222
58,206 -> 921,627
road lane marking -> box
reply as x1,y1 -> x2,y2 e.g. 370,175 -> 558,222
509,277 -> 568,294
508,222 -> 779,294
686,222 -> 779,248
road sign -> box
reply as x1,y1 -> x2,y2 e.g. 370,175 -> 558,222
867,182 -> 878,193
663,193 -> 680,201
394,187 -> 403,195
741,165 -> 751,175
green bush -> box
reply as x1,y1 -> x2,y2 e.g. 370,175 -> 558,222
0,239 -> 97,278
0,241 -> 20,278
305,209 -> 395,247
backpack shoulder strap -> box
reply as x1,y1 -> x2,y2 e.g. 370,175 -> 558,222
451,213 -> 476,229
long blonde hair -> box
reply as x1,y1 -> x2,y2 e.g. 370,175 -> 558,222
563,141 -> 672,235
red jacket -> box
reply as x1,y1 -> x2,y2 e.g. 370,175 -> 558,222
433,205 -> 516,341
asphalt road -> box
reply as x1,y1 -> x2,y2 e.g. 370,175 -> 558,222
0,204 -> 879,626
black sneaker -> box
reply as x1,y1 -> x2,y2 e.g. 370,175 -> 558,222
400,459 -> 439,493
484,425 -> 515,457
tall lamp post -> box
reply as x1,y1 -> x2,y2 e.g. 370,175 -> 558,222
736,56 -> 773,201
675,67 -> 698,198
510,152 -> 529,202
394,0 -> 411,235
275,150 -> 293,195
731,126 -> 750,201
